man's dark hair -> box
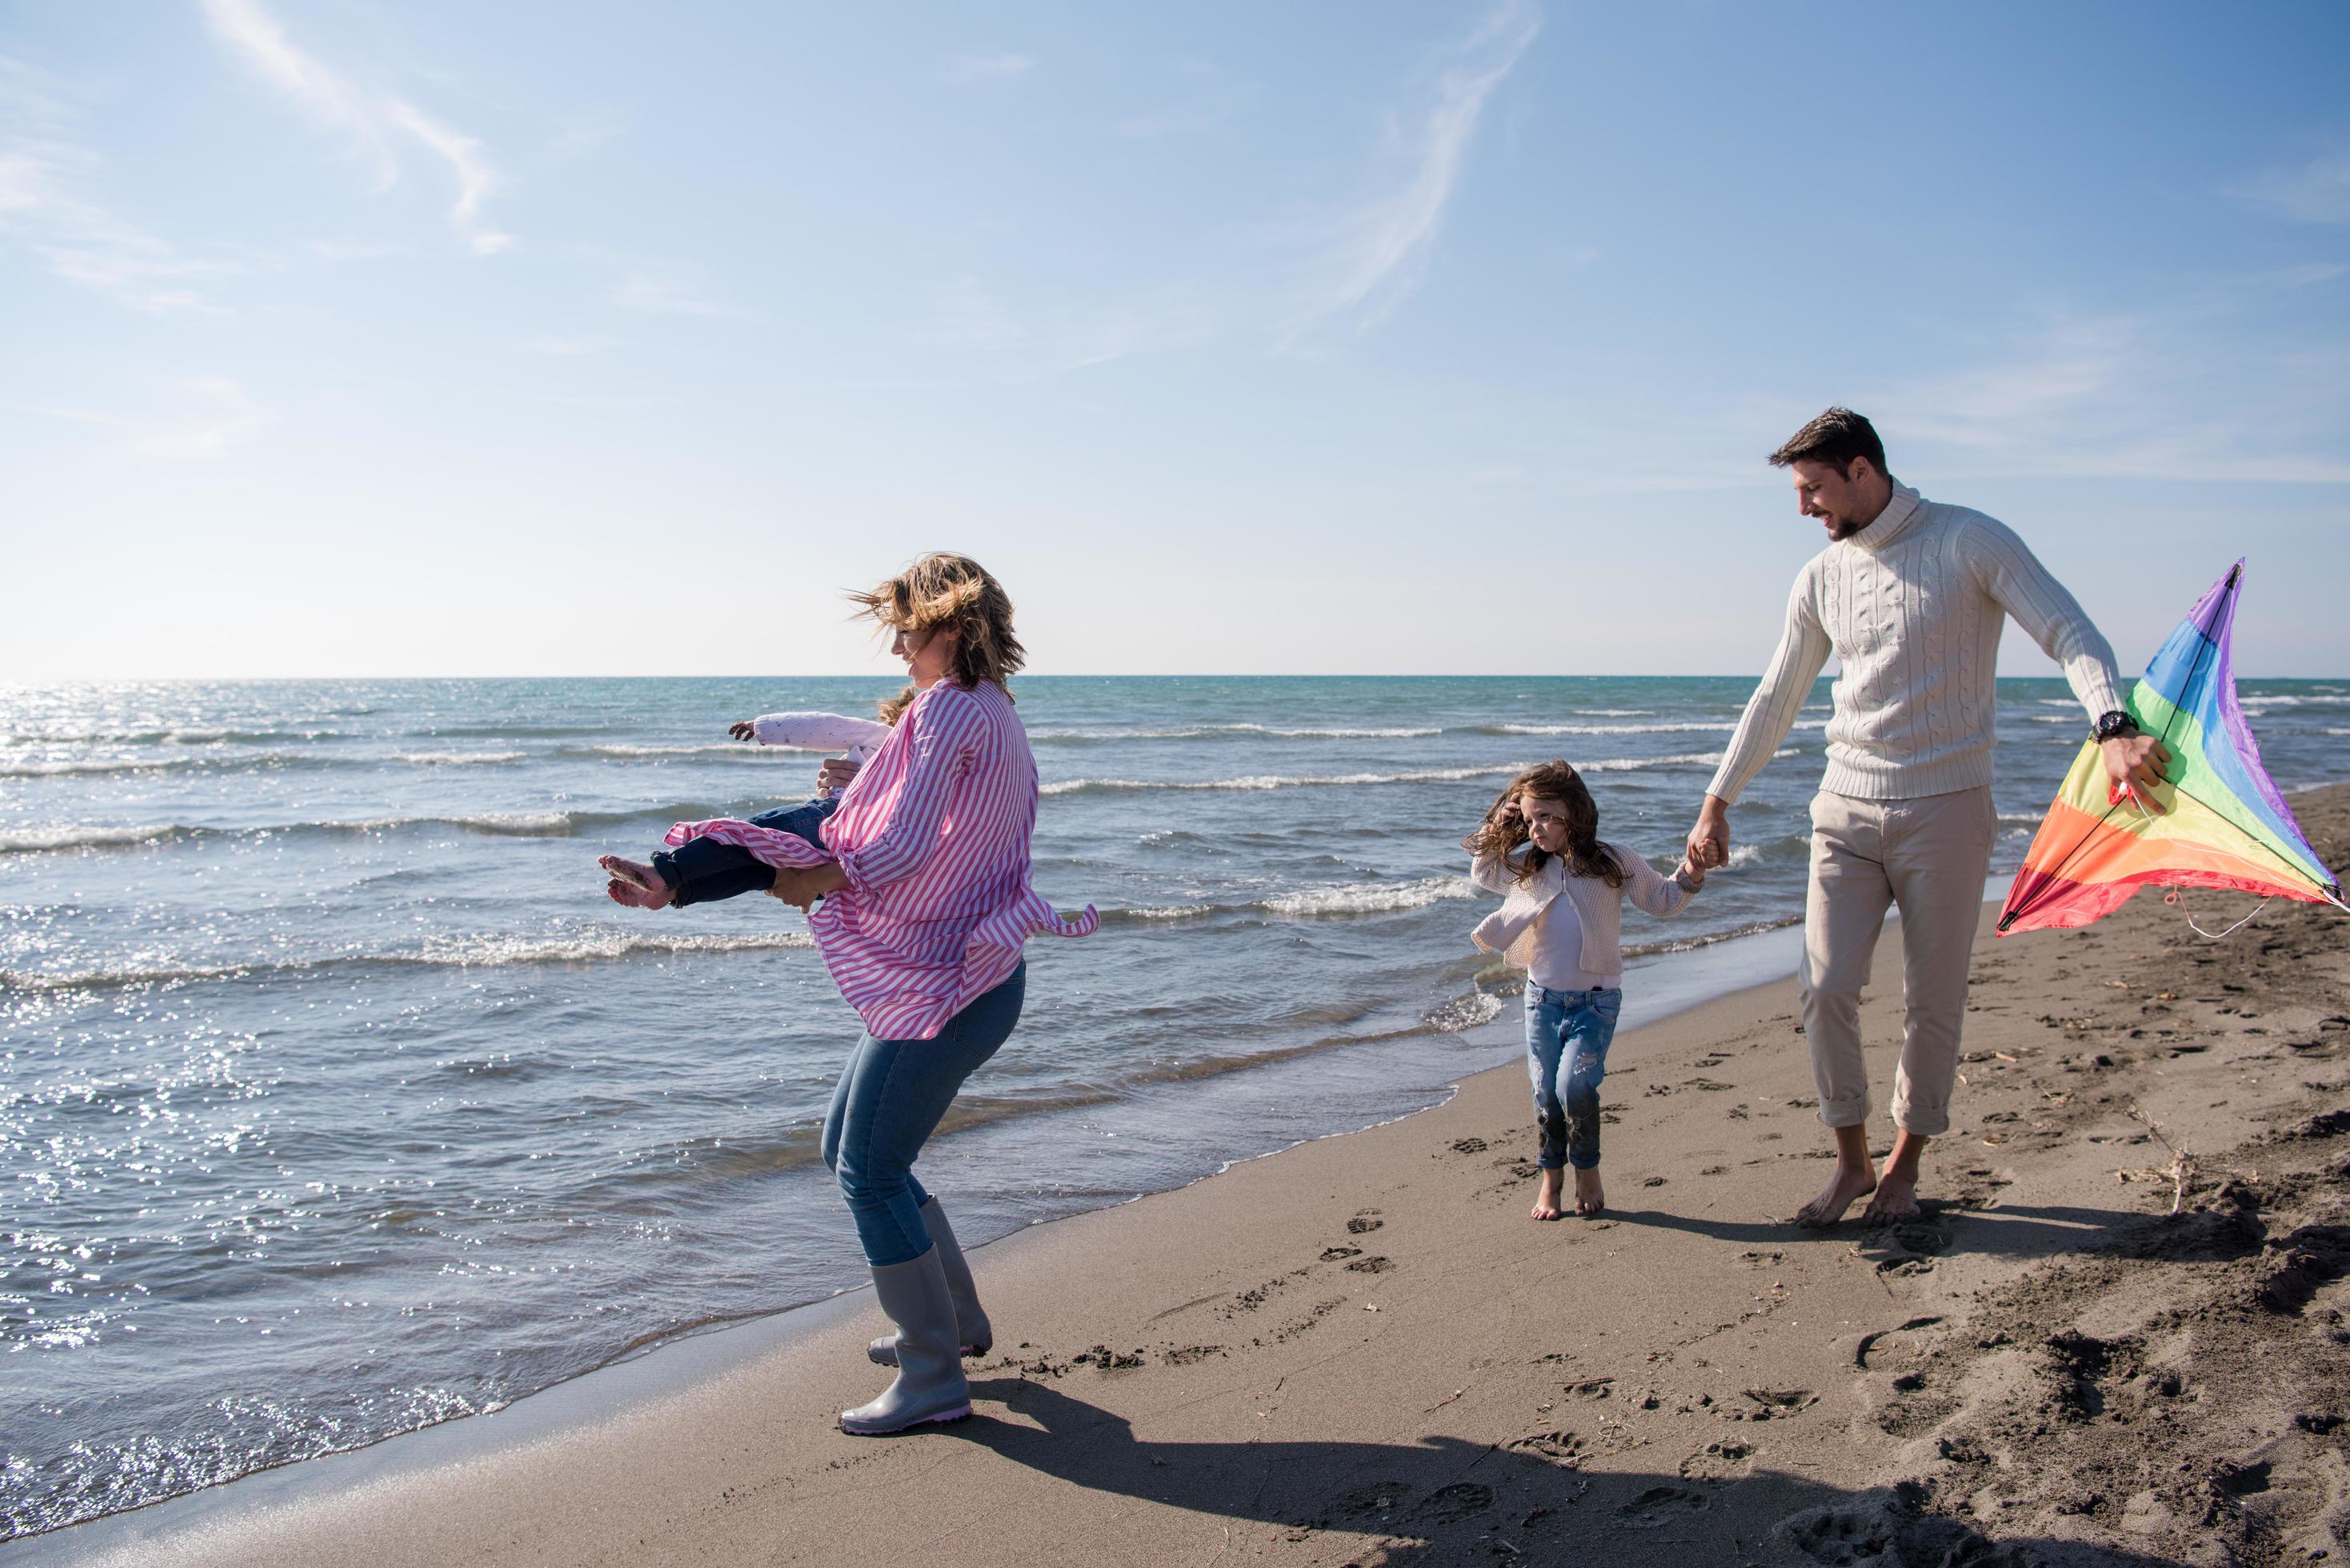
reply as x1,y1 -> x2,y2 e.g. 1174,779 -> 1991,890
1768,406 -> 1886,478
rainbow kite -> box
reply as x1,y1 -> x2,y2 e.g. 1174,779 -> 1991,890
2000,560 -> 2343,936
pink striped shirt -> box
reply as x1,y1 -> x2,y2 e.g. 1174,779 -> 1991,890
665,680 -> 1097,1041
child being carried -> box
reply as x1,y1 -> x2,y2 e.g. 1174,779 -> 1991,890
599,702 -> 899,910
1465,760 -> 1707,1220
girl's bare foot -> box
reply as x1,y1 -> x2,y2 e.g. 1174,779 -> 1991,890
1573,1166 -> 1604,1217
599,855 -> 674,910
1531,1168 -> 1563,1221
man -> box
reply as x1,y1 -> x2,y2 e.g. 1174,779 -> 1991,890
1686,408 -> 2170,1226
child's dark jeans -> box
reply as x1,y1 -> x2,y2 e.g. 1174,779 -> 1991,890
652,794 -> 839,908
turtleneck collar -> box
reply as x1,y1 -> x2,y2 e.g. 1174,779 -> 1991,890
1844,482 -> 1923,553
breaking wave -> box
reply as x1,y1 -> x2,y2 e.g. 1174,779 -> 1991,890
1,805 -> 720,853
0,824 -> 192,854
1258,875 -> 1479,917
1041,752 -> 1735,797
2,930 -> 816,994
1029,722 -> 1445,743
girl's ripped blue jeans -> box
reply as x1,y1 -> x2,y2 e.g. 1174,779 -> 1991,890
1525,985 -> 1623,1171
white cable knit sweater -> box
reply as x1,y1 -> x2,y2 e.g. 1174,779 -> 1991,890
1707,484 -> 2126,804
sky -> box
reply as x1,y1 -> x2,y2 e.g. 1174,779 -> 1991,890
4,1 -> 2348,680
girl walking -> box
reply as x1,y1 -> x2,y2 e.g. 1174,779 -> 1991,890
1465,762 -> 1706,1219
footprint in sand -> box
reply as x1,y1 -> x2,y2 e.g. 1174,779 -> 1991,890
1410,1482 -> 1495,1523
1508,1430 -> 1586,1467
1347,1214 -> 1384,1234
1678,1439 -> 1755,1481
1344,1255 -> 1394,1274
1615,1485 -> 1709,1527
1319,1246 -> 1361,1262
1331,1480 -> 1413,1520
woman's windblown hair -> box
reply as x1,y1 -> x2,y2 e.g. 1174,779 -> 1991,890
850,553 -> 1025,719
1460,759 -> 1626,888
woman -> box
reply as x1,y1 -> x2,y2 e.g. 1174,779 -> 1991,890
663,554 -> 1095,1434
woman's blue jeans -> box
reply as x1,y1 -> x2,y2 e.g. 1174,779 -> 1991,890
1525,984 -> 1623,1171
820,963 -> 1025,1267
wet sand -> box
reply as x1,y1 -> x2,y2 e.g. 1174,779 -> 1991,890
34,784 -> 2350,1566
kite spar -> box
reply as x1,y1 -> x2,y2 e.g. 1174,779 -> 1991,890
1998,560 -> 2344,936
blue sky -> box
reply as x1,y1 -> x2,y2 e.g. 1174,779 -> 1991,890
5,1 -> 2347,678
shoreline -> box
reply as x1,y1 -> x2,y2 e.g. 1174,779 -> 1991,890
20,784 -> 2350,1565
11,910 -> 1817,1559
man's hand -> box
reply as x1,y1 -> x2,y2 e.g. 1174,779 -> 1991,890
2101,733 -> 2174,814
727,720 -> 758,741
1686,794 -> 1731,871
815,757 -> 862,794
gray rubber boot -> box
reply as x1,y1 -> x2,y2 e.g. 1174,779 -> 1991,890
839,1246 -> 971,1435
867,1199 -> 991,1366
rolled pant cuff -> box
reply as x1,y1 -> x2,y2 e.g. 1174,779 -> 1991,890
1816,1095 -> 1872,1130
1891,1106 -> 1950,1138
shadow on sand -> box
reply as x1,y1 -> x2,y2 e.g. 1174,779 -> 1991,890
1601,1198 -> 2144,1271
930,1378 -> 2180,1565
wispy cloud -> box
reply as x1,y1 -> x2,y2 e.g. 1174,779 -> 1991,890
2236,146 -> 2350,225
0,54 -> 226,310
1876,312 -> 2350,484
1285,0 -> 1541,342
946,50 -> 1036,83
613,263 -> 741,318
201,0 -> 514,254
11,376 -> 274,460
1114,59 -> 1259,139
530,333 -> 624,357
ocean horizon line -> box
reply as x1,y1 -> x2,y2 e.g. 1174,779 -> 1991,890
10,670 -> 2347,685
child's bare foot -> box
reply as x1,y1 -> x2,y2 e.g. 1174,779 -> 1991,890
1531,1168 -> 1563,1221
599,855 -> 674,910
1573,1166 -> 1604,1217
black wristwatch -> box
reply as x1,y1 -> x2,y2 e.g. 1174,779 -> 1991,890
2092,710 -> 2140,742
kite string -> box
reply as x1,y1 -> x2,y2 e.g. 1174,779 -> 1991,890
2162,888 -> 2271,941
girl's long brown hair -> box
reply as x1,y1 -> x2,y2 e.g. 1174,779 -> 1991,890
1460,760 -> 1626,888
849,553 -> 1025,722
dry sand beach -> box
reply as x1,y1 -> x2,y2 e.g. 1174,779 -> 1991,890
31,785 -> 2350,1567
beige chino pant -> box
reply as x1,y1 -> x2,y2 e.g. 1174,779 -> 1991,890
1799,786 -> 1996,1138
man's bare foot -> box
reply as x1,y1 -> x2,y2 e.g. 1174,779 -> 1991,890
1792,1163 -> 1877,1227
1573,1166 -> 1604,1218
1531,1168 -> 1563,1221
599,855 -> 673,910
1861,1167 -> 1923,1225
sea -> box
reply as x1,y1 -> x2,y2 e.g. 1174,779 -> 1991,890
5,674 -> 2345,1538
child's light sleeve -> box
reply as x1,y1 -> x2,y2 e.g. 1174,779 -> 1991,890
1468,850 -> 1515,894
751,711 -> 895,761
1623,848 -> 1696,919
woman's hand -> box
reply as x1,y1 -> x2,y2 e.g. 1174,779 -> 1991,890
816,756 -> 862,794
728,720 -> 757,741
769,863 -> 851,911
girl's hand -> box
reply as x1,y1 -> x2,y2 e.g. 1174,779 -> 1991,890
728,720 -> 757,741
1676,850 -> 1707,887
